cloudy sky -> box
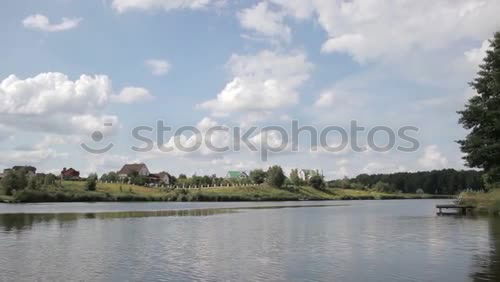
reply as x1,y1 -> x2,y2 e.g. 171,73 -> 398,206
1,0 -> 499,178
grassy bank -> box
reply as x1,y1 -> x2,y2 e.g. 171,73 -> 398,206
458,189 -> 500,216
3,181 -> 450,203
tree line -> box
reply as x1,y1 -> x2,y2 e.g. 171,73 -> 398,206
329,169 -> 484,195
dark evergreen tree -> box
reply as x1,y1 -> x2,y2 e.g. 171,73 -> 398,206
458,32 -> 500,184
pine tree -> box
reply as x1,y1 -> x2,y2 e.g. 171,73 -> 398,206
458,32 -> 500,185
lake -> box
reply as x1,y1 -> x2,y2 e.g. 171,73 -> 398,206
0,200 -> 499,281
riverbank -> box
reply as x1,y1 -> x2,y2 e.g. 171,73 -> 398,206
458,189 -> 500,216
0,181 -> 452,203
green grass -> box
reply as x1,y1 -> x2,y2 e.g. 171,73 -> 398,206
458,189 -> 500,216
0,194 -> 14,203
3,181 -> 449,203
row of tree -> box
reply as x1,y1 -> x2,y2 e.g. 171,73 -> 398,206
98,166 -> 326,190
0,169 -> 58,195
329,169 -> 484,194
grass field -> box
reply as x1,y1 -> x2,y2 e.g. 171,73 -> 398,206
3,181 -> 450,203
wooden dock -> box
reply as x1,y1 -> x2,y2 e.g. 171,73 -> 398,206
436,204 -> 475,215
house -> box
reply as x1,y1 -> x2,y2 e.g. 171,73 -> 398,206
61,168 -> 80,180
147,172 -> 172,185
226,171 -> 249,179
154,171 -> 173,185
299,169 -> 320,181
117,163 -> 150,179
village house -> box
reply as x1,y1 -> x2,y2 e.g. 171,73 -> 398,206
299,169 -> 321,181
226,171 -> 249,180
117,163 -> 150,179
116,163 -> 173,186
61,168 -> 80,180
153,171 -> 173,185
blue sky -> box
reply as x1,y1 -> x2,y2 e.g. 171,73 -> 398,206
1,0 -> 499,178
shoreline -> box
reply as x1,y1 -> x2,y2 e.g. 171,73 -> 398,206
0,181 -> 454,204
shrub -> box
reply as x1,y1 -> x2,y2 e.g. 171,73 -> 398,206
266,165 -> 286,188
309,175 -> 325,190
0,170 -> 28,195
249,169 -> 267,184
85,174 -> 98,191
289,169 -> 304,186
44,174 -> 57,185
373,181 -> 396,193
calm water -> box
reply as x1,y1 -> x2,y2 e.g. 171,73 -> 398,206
0,200 -> 499,282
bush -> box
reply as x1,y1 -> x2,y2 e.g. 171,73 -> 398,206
266,165 -> 286,188
0,170 -> 28,195
85,174 -> 98,191
44,174 -> 57,185
249,169 -> 267,184
309,175 -> 325,190
373,181 -> 396,193
289,169 -> 304,186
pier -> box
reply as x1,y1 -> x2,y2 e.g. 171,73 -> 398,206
436,204 -> 475,215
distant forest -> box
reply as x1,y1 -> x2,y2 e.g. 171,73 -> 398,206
330,169 -> 484,195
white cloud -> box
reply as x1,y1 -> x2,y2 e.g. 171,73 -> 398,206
0,148 -> 67,167
0,73 -> 110,115
22,14 -> 82,32
198,50 -> 313,117
268,0 -> 313,20
112,0 -> 221,13
314,91 -> 335,108
238,2 -> 291,42
0,72 -> 148,135
84,153 -> 135,175
145,59 -> 171,76
465,39 -> 491,70
418,145 -> 448,169
112,87 -> 154,104
142,117 -> 231,160
361,162 -> 406,175
269,0 -> 500,63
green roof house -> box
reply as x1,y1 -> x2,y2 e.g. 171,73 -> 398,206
226,171 -> 249,179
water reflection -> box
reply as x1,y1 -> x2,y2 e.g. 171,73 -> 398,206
0,203 -> 342,232
1,200 -> 500,281
472,218 -> 500,281
0,209 -> 235,232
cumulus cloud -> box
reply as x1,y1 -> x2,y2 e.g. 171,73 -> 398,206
0,72 -> 150,135
238,2 -> 291,42
112,0 -> 221,13
418,145 -> 448,169
22,14 -> 82,32
314,91 -> 335,108
268,0 -> 500,63
112,87 -> 154,104
198,50 -> 313,117
0,73 -> 111,115
465,39 -> 491,71
0,148 -> 67,167
145,59 -> 171,76
84,153 -> 135,175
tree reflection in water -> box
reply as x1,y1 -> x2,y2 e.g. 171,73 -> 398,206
472,218 -> 500,281
0,208 -> 236,232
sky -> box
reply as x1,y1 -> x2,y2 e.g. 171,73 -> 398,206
0,0 -> 499,179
